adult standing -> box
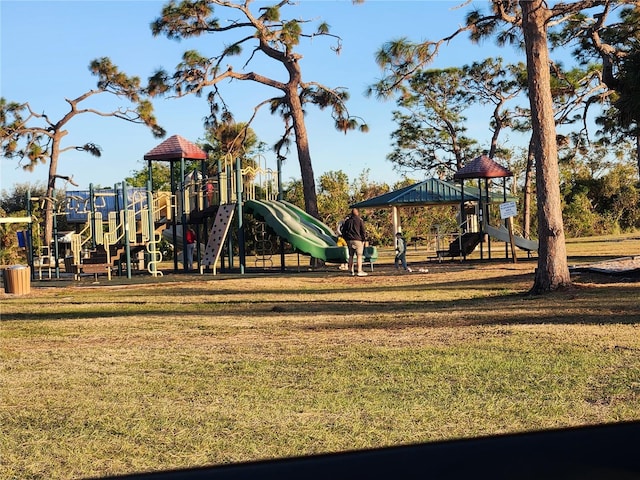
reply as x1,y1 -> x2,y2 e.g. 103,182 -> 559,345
341,208 -> 368,277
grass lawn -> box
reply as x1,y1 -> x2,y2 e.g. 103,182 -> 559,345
1,234 -> 640,479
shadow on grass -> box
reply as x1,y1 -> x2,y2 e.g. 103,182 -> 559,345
53,270 -> 636,301
64,272 -> 536,299
3,281 -> 639,327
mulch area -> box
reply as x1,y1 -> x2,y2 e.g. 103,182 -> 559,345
570,256 -> 640,283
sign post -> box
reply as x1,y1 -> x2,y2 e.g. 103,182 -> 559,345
499,201 -> 518,263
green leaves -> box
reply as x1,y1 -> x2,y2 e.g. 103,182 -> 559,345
317,22 -> 330,35
223,43 -> 242,56
151,0 -> 217,39
280,20 -> 302,47
90,57 -> 143,102
261,5 -> 280,23
142,0 -> 365,218
146,69 -> 172,97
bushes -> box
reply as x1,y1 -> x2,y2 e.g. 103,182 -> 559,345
562,162 -> 640,237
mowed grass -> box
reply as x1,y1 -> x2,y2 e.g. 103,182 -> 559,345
1,235 -> 640,479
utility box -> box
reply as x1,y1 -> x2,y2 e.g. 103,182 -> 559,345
3,265 -> 31,295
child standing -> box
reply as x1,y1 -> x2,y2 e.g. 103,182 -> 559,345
185,227 -> 196,270
394,232 -> 412,272
336,219 -> 349,270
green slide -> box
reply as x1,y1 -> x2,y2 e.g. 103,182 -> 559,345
244,199 -> 349,263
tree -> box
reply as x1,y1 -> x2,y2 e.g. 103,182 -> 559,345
463,58 -> 525,158
317,170 -> 351,231
350,170 -> 392,246
615,50 -> 640,174
560,143 -> 640,235
596,49 -> 640,177
519,0 -> 571,293
282,178 -> 305,209
385,67 -> 479,177
383,58 -> 525,178
145,0 -> 367,220
554,3 -> 640,176
0,182 -> 49,265
0,58 -> 164,246
1,182 -> 46,215
371,0 -> 634,294
125,162 -> 172,191
201,121 -> 261,174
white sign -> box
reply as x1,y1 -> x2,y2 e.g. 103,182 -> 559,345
499,201 -> 517,219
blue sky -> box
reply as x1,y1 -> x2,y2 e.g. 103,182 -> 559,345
1,0 -> 527,192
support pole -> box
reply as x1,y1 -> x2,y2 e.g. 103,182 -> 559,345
236,157 -> 245,274
170,162 -> 178,272
180,158 -> 188,272
53,207 -> 60,278
217,158 -> 223,206
27,190 -> 35,280
392,206 -> 399,236
507,217 -> 518,264
148,159 -> 153,187
485,179 -> 491,260
122,182 -> 132,279
478,179 -> 484,260
460,181 -> 466,233
503,178 -> 509,260
89,183 -> 96,248
277,156 -> 285,271
226,159 -> 234,270
147,179 -> 157,276
277,156 -> 283,201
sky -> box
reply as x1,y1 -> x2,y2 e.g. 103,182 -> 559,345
0,0 -> 528,193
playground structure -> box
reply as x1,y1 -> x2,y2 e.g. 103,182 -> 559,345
20,135 -> 362,281
352,155 -> 538,262
14,142 -> 531,281
450,154 -> 538,261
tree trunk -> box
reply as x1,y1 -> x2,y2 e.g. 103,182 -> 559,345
287,84 -> 320,219
636,131 -> 640,180
43,139 -> 62,247
488,101 -> 505,159
520,0 -> 571,293
522,137 -> 535,240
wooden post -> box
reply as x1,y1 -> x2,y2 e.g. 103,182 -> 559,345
507,216 -> 518,264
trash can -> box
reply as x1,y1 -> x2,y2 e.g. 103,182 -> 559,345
3,265 -> 31,295
64,256 -> 74,273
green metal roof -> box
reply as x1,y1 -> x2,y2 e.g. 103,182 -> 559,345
351,178 -> 514,209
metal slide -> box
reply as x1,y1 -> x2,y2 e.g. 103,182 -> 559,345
484,223 -> 539,251
244,199 -> 349,263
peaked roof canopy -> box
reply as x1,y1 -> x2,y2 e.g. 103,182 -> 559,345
453,154 -> 513,179
351,178 -> 513,209
143,134 -> 207,161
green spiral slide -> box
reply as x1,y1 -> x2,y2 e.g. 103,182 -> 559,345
244,199 -> 349,263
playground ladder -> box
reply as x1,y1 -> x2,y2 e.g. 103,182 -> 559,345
146,232 -> 164,277
200,204 -> 236,275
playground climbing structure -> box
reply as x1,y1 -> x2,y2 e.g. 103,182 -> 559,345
23,133 -> 350,280
64,184 -> 172,279
200,204 -> 236,275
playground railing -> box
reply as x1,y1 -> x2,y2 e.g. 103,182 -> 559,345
153,192 -> 174,223
91,212 -> 104,246
128,191 -> 149,234
103,228 -> 124,267
68,223 -> 92,278
427,220 -> 471,261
